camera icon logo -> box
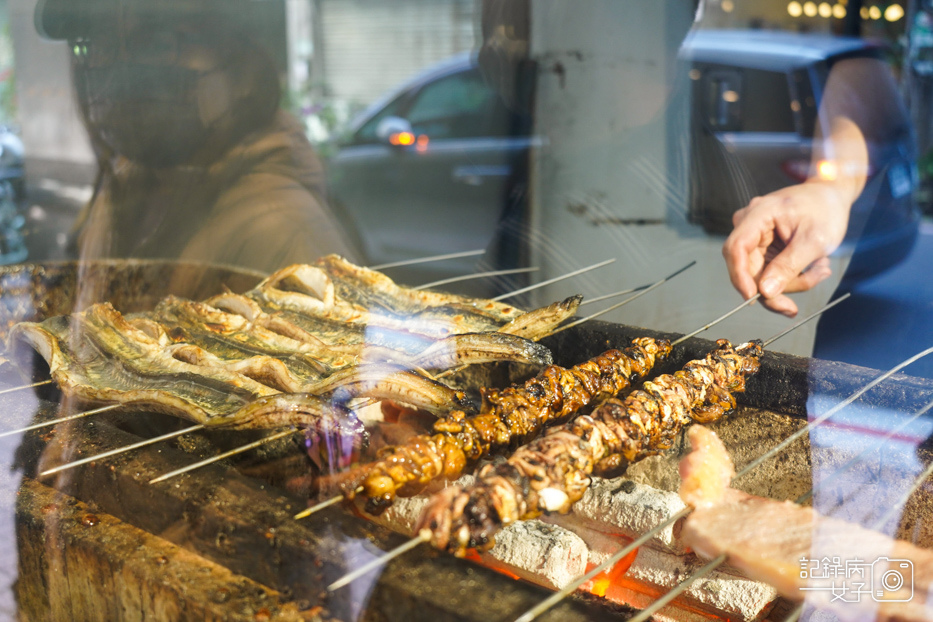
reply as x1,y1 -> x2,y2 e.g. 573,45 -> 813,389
871,557 -> 914,602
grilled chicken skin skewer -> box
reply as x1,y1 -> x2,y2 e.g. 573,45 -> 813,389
330,337 -> 672,514
415,339 -> 762,555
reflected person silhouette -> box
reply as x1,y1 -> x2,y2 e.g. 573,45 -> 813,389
35,0 -> 360,291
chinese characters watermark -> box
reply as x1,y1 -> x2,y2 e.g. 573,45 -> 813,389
799,557 -> 914,603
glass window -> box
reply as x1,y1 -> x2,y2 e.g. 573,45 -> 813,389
741,67 -> 795,133
697,64 -> 795,134
350,94 -> 408,145
407,69 -> 498,139
791,67 -> 818,138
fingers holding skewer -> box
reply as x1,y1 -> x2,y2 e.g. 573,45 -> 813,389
722,184 -> 849,318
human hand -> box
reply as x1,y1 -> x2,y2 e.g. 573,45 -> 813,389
721,181 -> 852,317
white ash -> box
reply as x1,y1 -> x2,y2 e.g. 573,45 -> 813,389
366,475 -> 776,620
630,546 -> 777,622
569,476 -> 688,553
367,475 -> 587,589
481,521 -> 588,590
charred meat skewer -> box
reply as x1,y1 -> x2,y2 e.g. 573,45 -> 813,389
415,339 -> 762,555
327,337 -> 672,514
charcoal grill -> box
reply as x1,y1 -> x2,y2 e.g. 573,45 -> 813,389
3,260 -> 933,622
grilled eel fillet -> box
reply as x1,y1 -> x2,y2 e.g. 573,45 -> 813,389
315,254 -> 523,324
8,256 -> 578,428
9,303 -> 553,426
248,260 -> 513,340
329,337 -> 672,514
415,339 -> 762,555
249,257 -> 582,342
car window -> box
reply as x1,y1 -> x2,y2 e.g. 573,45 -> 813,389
741,68 -> 795,133
351,94 -> 408,145
696,63 -> 796,134
790,67 -> 818,138
699,68 -> 743,131
406,69 -> 503,139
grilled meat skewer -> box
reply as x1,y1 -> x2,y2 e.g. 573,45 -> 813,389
330,337 -> 672,514
415,339 -> 762,555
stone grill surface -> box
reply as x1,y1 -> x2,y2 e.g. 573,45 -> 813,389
3,261 -> 933,621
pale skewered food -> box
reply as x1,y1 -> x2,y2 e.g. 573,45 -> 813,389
680,425 -> 933,622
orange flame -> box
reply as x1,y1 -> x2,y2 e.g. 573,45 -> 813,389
463,549 -> 522,580
587,546 -> 639,597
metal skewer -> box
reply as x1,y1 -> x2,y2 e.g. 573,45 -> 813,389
627,554 -> 728,622
325,283 -> 798,590
415,267 -> 539,291
0,379 -> 53,396
36,261 -> 603,480
735,343 -> 933,482
547,261 -> 696,337
369,250 -> 486,271
605,341 -> 933,622
300,268 -> 754,526
148,428 -> 298,484
512,294 -> 857,622
118,262 -> 638,491
432,261 -> 696,383
0,403 -> 121,439
761,293 -> 851,348
578,284 -> 649,306
670,293 -> 759,346
633,346 -> 933,620
491,259 -> 616,302
303,263 -> 703,522
514,506 -> 690,622
328,530 -> 431,591
39,424 -> 205,477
